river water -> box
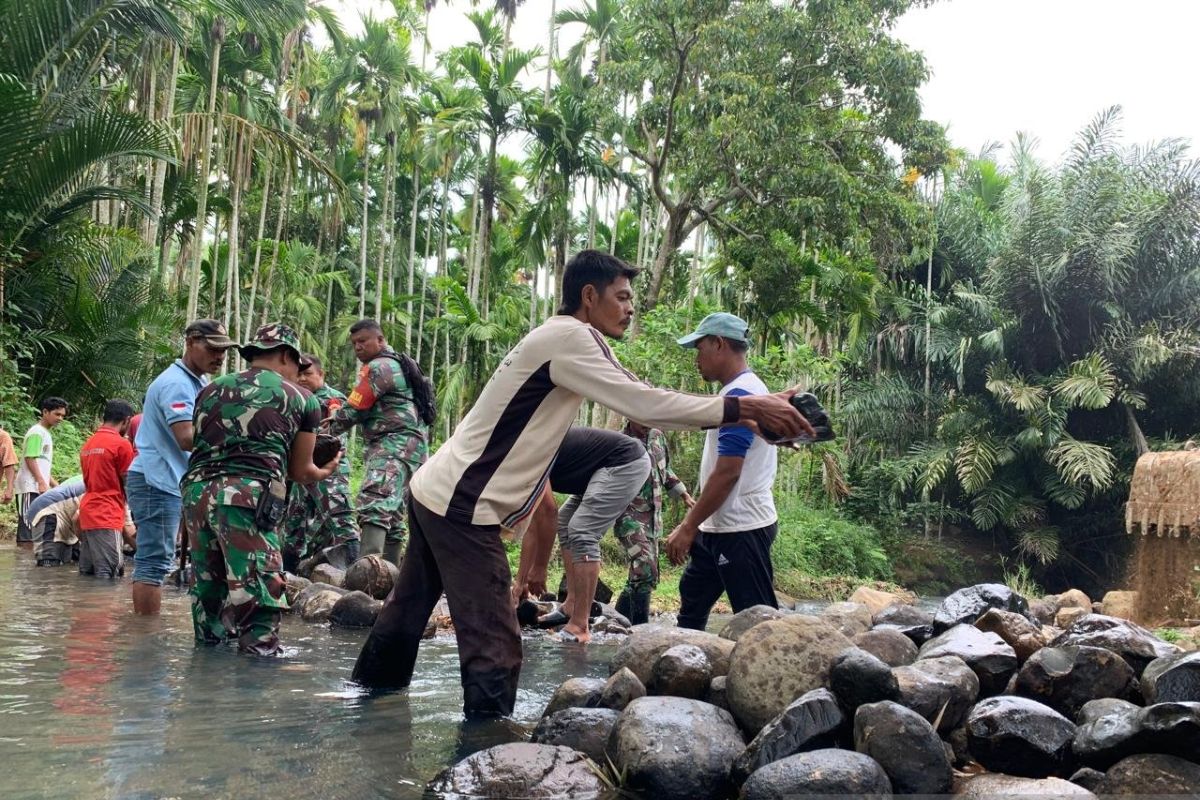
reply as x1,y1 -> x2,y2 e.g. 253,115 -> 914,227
0,547 -> 617,800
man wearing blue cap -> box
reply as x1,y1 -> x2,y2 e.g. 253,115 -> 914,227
666,312 -> 780,629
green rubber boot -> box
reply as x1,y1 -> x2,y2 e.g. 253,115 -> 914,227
360,523 -> 387,557
382,539 -> 404,568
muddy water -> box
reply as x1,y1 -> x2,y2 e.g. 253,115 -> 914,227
0,547 -> 616,800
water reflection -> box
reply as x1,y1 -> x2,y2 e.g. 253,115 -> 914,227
0,548 -> 615,800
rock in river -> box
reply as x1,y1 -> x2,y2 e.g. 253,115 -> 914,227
606,696 -> 744,800
1048,614 -> 1181,675
610,624 -> 734,684
919,624 -> 1018,695
328,590 -> 381,628
893,654 -> 980,732
933,583 -> 1031,634
740,749 -> 892,800
853,627 -> 918,667
531,707 -> 619,765
1096,753 -> 1200,796
1141,651 -> 1200,704
724,615 -> 852,734
966,696 -> 1076,777
542,677 -> 605,718
428,742 -> 605,799
649,643 -> 711,699
718,605 -> 786,642
729,688 -> 845,787
1010,645 -> 1138,720
830,647 -> 900,711
343,554 -> 399,600
854,700 -> 951,794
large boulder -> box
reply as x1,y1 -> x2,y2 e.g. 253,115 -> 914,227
649,644 -> 711,699
297,587 -> 346,623
873,603 -> 935,644
966,696 -> 1077,777
707,675 -> 730,712
820,601 -> 873,637
1100,590 -> 1139,620
739,749 -> 892,800
853,700 -> 951,794
610,625 -> 735,684
328,590 -> 382,628
1096,753 -> 1200,796
975,607 -> 1051,663
1142,651 -> 1200,703
958,774 -> 1096,798
1073,699 -> 1200,768
427,743 -> 605,799
543,677 -> 606,718
933,583 -> 1030,634
531,708 -> 619,765
343,554 -> 399,600
829,647 -> 901,711
729,688 -> 845,787
1028,598 -> 1061,626
724,615 -> 853,733
282,573 -> 311,607
919,624 -> 1018,695
893,654 -> 980,732
606,696 -> 744,800
849,585 -> 910,616
1058,589 -> 1093,612
853,628 -> 918,667
1011,645 -> 1139,720
1057,606 -> 1090,629
1048,614 -> 1182,674
598,666 -> 645,711
309,563 -> 345,588
718,605 -> 786,642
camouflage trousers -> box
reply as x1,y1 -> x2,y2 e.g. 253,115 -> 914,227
613,511 -> 660,593
183,478 -> 289,656
283,477 -> 358,560
358,435 -> 424,544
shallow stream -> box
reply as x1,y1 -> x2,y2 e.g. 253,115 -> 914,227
0,547 -> 617,800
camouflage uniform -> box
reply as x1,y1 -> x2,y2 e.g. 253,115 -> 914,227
282,384 -> 357,559
328,348 -> 428,546
613,426 -> 688,593
182,324 -> 322,656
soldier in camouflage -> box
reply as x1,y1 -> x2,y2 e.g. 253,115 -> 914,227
613,420 -> 694,624
327,319 -> 429,566
182,323 -> 338,655
282,353 -> 359,568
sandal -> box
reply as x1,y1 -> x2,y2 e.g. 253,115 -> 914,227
552,629 -> 587,644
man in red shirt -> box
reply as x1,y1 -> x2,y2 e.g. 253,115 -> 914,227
79,400 -> 136,578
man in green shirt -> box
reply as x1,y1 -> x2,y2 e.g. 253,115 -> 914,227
14,397 -> 68,542
181,323 -> 339,655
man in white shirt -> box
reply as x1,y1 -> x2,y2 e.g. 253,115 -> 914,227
351,251 -> 812,719
14,396 -> 68,542
666,313 -> 780,630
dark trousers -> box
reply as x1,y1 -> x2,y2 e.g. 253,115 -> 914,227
352,498 -> 523,719
677,522 -> 778,631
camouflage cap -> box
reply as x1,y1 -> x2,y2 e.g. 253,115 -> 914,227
239,322 -> 313,370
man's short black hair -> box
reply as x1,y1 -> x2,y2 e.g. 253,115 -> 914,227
722,337 -> 749,354
558,250 -> 640,315
303,353 -> 323,373
40,396 -> 68,413
102,399 -> 135,424
349,319 -> 384,336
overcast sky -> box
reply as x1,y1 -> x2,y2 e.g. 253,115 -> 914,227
332,0 -> 1200,165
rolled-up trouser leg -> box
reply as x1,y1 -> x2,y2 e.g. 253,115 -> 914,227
558,452 -> 651,563
353,500 -> 444,689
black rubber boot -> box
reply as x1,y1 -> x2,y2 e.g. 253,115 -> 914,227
382,539 -> 403,568
360,523 -> 387,557
615,589 -> 631,620
626,589 -> 652,626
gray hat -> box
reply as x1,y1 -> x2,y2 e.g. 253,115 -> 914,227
677,312 -> 750,348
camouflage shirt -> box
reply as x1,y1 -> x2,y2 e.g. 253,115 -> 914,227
328,348 -> 427,443
313,383 -> 351,479
624,425 -> 688,537
184,368 -> 322,486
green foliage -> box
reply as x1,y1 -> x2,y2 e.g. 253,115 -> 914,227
772,497 -> 893,581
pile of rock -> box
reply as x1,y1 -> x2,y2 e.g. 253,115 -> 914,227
427,582 -> 1200,799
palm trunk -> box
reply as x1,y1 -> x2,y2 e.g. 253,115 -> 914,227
415,182 -> 436,364
225,129 -> 245,333
405,165 -> 422,349
139,42 -> 159,245
187,22 -> 225,322
244,157 -> 274,342
375,133 -> 395,321
148,42 -> 179,251
358,130 -> 372,318
479,135 -> 498,305
261,159 -> 292,326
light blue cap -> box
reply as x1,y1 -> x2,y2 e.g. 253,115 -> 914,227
677,312 -> 750,348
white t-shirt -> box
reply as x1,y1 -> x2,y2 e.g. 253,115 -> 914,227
698,371 -> 778,533
14,423 -> 53,494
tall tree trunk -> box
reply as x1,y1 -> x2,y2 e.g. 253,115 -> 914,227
244,157 -> 274,342
405,165 -> 422,349
139,42 -> 159,245
261,159 -> 292,326
416,183 -> 436,364
148,42 -> 180,251
478,135 -> 498,305
187,21 -> 225,322
375,133 -> 395,321
225,129 -> 245,332
1124,403 -> 1150,457
358,131 -> 371,318
466,187 -> 481,303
